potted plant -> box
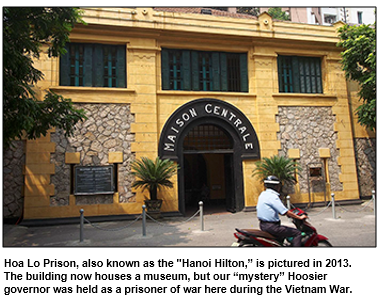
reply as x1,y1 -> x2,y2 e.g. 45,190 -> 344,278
252,155 -> 302,199
131,157 -> 178,217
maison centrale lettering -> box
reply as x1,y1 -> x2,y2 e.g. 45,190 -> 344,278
162,102 -> 255,153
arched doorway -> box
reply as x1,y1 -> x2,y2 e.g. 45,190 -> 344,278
158,98 -> 260,215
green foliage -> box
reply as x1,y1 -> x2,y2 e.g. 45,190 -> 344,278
252,155 -> 301,186
337,23 -> 376,131
3,7 -> 87,148
267,7 -> 290,21
131,157 -> 179,201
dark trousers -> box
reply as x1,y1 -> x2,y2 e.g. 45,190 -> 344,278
260,221 -> 302,247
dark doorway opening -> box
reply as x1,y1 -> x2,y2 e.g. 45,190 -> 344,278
182,124 -> 235,215
183,153 -> 235,214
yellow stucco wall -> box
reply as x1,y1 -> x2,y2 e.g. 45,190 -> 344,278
23,8 -> 363,220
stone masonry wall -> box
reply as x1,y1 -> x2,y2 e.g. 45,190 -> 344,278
3,141 -> 25,219
277,106 -> 343,194
50,103 -> 135,206
354,138 -> 376,197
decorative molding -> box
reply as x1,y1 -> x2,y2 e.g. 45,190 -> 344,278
252,52 -> 278,58
127,46 -> 161,52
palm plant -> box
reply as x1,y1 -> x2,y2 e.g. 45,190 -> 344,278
131,157 -> 178,201
252,155 -> 302,188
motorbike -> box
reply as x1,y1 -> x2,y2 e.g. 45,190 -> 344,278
234,208 -> 332,247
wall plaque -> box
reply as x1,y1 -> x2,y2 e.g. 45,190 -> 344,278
74,165 -> 114,195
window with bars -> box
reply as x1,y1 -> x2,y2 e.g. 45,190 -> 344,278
168,49 -> 183,90
60,43 -> 126,88
183,124 -> 233,152
277,55 -> 323,94
162,49 -> 248,92
199,52 -> 213,91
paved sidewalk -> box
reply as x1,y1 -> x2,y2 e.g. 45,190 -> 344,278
3,203 -> 376,247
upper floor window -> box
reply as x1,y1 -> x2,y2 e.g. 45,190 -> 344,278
357,12 -> 363,24
161,49 -> 248,92
324,14 -> 337,24
60,43 -> 126,88
277,55 -> 323,94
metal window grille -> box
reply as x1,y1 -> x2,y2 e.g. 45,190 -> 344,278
183,124 -> 233,151
278,55 -> 322,94
298,57 -> 322,93
103,46 -> 117,87
162,49 -> 247,92
69,44 -> 84,86
279,56 -> 293,93
62,43 -> 125,88
199,52 -> 213,91
227,53 -> 241,92
169,50 -> 183,90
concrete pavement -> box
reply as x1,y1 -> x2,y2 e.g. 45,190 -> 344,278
3,202 -> 376,247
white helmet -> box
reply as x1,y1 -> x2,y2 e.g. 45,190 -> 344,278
264,175 -> 281,191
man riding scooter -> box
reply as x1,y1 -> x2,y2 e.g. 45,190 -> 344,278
256,176 -> 308,247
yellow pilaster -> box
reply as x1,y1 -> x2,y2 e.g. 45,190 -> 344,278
23,132 -> 56,219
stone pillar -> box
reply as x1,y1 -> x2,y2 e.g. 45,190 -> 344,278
3,141 -> 25,219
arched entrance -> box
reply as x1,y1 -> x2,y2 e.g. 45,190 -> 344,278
159,98 -> 260,215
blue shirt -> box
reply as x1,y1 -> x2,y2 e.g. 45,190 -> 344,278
256,189 -> 288,222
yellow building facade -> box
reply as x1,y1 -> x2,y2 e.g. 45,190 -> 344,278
4,8 -> 375,222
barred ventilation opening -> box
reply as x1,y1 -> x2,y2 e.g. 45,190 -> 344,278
183,124 -> 233,151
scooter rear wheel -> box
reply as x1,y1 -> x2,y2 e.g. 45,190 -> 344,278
317,240 -> 332,247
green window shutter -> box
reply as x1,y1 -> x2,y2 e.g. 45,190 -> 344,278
199,52 -> 210,91
161,49 -> 170,90
283,56 -> 290,92
182,50 -> 191,90
239,53 -> 248,92
298,58 -> 305,93
93,44 -> 104,87
283,56 -> 291,92
60,45 -> 71,86
315,58 -> 323,93
220,53 -> 228,91
83,45 -> 93,87
104,47 -> 112,87
171,51 -> 179,90
303,58 -> 311,93
311,57 -> 322,94
73,45 -> 81,86
212,52 -> 220,91
277,56 -> 283,92
292,57 -> 300,93
116,46 -> 126,88
310,59 -> 316,93
191,51 -> 200,91
278,56 -> 290,92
